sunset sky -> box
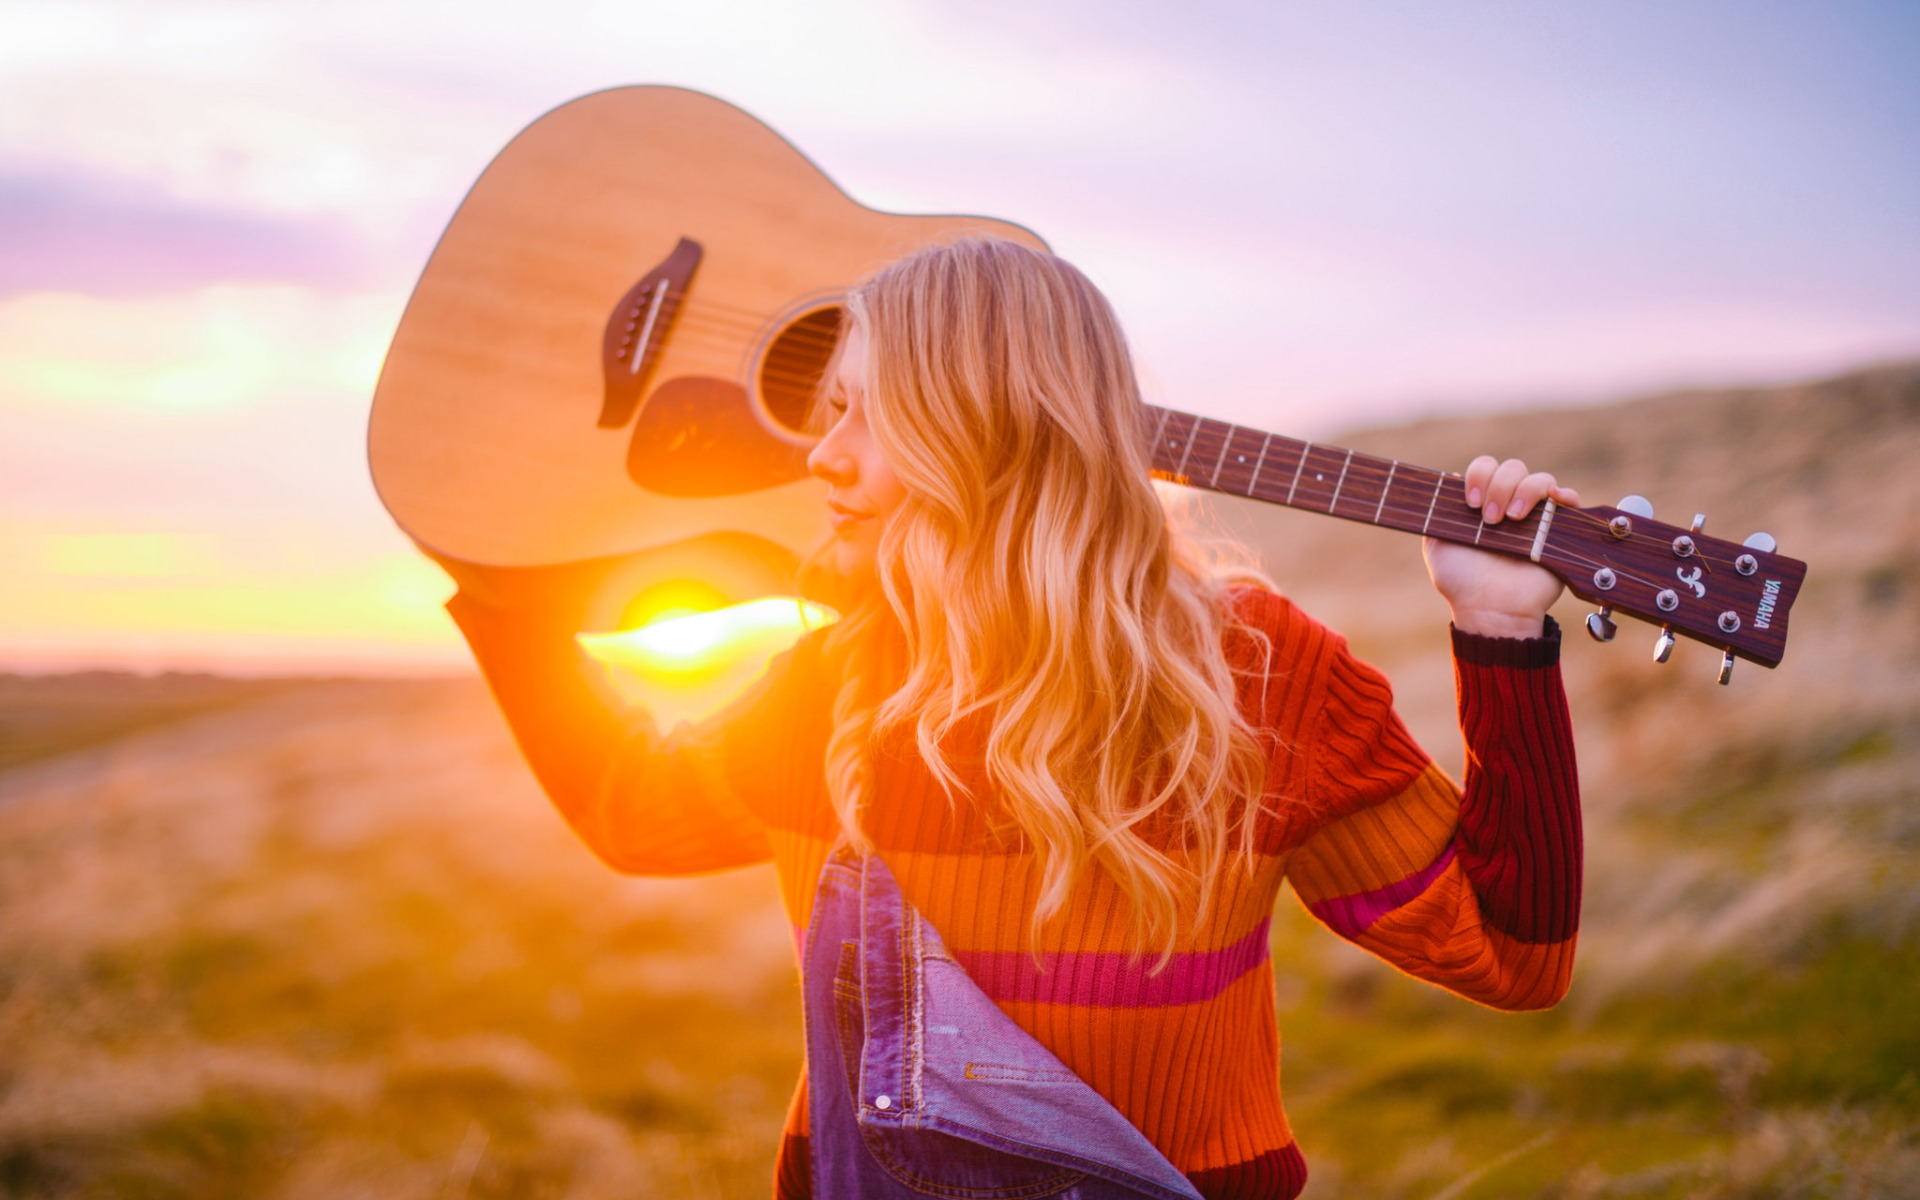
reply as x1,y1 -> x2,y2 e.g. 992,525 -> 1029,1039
3,0 -> 1917,674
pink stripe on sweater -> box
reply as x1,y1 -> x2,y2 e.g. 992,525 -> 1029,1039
952,918 -> 1272,1008
1308,842 -> 1457,938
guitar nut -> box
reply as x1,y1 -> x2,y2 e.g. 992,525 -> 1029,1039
1592,567 -> 1617,591
1718,611 -> 1741,633
1656,589 -> 1680,612
1735,554 -> 1758,576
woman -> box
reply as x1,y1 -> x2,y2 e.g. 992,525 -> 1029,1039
449,239 -> 1581,1199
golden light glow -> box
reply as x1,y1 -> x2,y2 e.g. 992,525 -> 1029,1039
577,596 -> 838,727
615,579 -> 733,633
0,518 -> 468,673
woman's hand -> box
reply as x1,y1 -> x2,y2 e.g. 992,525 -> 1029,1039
1422,456 -> 1580,640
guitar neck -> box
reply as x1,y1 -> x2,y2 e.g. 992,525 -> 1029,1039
1142,404 -> 1552,562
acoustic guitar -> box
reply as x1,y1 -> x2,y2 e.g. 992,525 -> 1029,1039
368,85 -> 1806,683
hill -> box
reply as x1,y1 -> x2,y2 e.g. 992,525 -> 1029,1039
1196,360 -> 1920,1194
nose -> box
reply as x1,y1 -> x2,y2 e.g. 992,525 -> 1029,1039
807,420 -> 853,487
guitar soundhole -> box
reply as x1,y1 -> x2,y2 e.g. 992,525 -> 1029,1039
758,305 -> 843,435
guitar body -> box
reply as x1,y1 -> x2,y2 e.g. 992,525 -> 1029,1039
368,86 -> 1047,569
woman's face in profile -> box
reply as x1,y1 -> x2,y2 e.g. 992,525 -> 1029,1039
807,323 -> 905,580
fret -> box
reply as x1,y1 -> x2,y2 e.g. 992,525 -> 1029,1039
1182,418 -> 1233,488
1206,421 -> 1234,486
1326,449 -> 1355,515
1325,447 -> 1392,523
1246,435 -> 1307,505
1150,409 -> 1199,477
1369,461 -> 1448,537
1286,443 -> 1354,515
1420,474 -> 1491,544
1373,461 -> 1397,523
1213,426 -> 1269,497
1284,440 -> 1310,504
1145,405 -> 1171,462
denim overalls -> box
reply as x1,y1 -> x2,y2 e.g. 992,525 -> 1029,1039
802,850 -> 1206,1200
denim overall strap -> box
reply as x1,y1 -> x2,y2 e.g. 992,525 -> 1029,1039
803,850 -> 1205,1200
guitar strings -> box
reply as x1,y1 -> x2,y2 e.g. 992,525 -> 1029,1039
610,314 -> 1764,634
608,335 -> 1762,597
604,292 -> 845,353
623,351 -> 1755,604
1260,455 -> 1735,580
1151,420 -> 1705,554
610,300 -> 840,394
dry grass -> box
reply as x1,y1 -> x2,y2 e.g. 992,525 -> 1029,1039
0,680 -> 802,1198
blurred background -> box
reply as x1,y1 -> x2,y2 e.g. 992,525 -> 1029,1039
1,1 -> 1916,1196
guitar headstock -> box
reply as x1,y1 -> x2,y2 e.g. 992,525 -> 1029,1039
1539,495 -> 1807,682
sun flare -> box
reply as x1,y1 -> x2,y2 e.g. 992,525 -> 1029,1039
576,596 -> 838,727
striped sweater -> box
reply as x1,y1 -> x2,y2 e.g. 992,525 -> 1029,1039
449,584 -> 1580,1200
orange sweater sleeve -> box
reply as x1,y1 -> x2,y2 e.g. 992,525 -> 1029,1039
446,583 -> 829,876
1285,619 -> 1581,1010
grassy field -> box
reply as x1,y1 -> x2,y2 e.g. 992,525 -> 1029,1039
2,364 -> 1915,1198
0,678 -> 804,1199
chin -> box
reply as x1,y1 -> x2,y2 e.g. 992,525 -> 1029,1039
836,550 -> 879,581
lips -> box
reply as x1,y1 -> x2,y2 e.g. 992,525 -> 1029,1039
828,499 -> 874,532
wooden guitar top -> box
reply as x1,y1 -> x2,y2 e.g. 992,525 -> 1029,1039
368,85 -> 1046,567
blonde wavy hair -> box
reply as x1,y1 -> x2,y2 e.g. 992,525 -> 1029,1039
817,238 -> 1270,953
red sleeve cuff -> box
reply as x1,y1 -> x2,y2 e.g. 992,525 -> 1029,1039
1450,615 -> 1562,670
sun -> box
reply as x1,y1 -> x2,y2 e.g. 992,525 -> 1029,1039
576,594 -> 838,727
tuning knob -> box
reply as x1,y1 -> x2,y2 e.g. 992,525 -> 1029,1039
1586,607 -> 1618,642
1617,495 -> 1654,519
1717,649 -> 1735,685
1653,626 -> 1676,663
1743,531 -> 1778,553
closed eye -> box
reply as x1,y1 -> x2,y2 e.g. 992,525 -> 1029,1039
810,385 -> 848,434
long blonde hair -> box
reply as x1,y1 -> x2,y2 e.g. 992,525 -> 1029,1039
818,238 -> 1269,952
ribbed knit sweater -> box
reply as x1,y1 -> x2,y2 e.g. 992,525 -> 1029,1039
449,584 -> 1581,1200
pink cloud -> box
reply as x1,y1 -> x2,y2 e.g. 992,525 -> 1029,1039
0,167 -> 374,298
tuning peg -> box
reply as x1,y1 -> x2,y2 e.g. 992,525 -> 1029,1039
1743,531 -> 1777,553
1609,495 -> 1657,539
1717,649 -> 1735,685
1585,607 -> 1618,642
1653,626 -> 1676,663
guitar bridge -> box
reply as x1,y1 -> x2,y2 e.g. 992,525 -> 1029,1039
599,237 -> 703,429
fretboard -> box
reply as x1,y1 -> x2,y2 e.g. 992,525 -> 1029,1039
1141,404 -> 1551,560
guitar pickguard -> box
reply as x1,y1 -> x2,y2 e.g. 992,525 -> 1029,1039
627,376 -> 814,497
